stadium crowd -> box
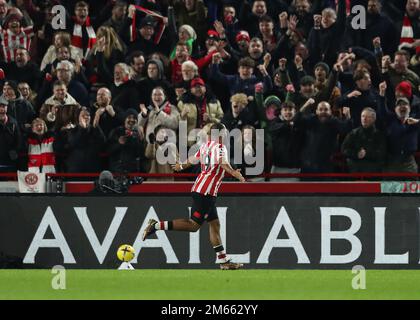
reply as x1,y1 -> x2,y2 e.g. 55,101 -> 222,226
0,0 -> 419,179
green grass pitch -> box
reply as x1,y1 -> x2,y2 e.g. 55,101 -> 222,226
0,269 -> 419,300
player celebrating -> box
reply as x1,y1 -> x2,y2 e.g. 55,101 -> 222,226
142,123 -> 246,270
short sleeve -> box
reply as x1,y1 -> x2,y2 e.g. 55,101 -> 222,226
217,144 -> 229,164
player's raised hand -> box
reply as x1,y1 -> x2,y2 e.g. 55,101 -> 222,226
234,169 -> 246,182
172,162 -> 183,172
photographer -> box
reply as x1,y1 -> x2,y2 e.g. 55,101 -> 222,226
107,109 -> 146,173
145,125 -> 178,181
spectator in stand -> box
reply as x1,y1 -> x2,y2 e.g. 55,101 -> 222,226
0,0 -> 8,27
239,0 -> 268,37
222,93 -> 257,131
394,81 -> 420,117
67,1 -> 97,60
377,81 -> 420,174
39,80 -> 81,132
314,62 -> 341,114
170,42 -> 217,85
88,26 -> 125,87
257,15 -> 279,54
64,107 -> 106,173
111,63 -> 140,117
0,97 -> 20,172
289,0 -> 314,40
210,54 -> 272,98
101,0 -> 129,36
40,31 -> 82,72
0,47 -> 42,91
287,70 -> 338,115
295,100 -> 352,174
341,108 -> 387,173
0,10 -> 34,63
26,118 -> 56,173
2,80 -> 35,133
145,125 -> 178,181
220,5 -> 240,45
178,77 -> 224,146
339,69 -> 380,128
383,51 -> 420,95
344,0 -> 399,56
107,109 -> 145,173
269,101 -> 302,181
307,0 -> 346,67
18,82 -> 37,106
139,86 -> 179,144
127,51 -> 146,83
138,59 -> 175,106
126,9 -> 159,56
90,87 -> 119,138
171,0 -> 207,43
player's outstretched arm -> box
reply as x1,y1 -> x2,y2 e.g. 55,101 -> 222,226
221,163 -> 246,182
171,155 -> 197,172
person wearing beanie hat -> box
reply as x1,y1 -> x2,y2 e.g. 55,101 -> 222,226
395,81 -> 420,117
107,104 -> 145,173
314,62 -> 341,115
179,24 -> 197,41
314,62 -> 330,75
168,24 -> 198,61
378,81 -> 420,174
264,95 -> 282,121
235,30 -> 251,53
396,81 -> 413,99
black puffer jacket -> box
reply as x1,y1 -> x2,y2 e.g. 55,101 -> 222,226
64,125 -> 106,173
107,126 -> 146,173
0,116 -> 20,170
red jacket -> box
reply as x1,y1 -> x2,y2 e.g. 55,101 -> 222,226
171,50 -> 216,84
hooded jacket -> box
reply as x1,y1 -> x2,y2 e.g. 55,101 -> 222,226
138,59 -> 176,105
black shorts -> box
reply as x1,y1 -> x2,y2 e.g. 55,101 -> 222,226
190,192 -> 218,225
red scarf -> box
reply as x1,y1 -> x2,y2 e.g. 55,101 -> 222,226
401,14 -> 415,45
130,5 -> 166,44
198,98 -> 207,128
71,16 -> 96,60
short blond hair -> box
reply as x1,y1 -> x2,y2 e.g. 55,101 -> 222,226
230,93 -> 248,106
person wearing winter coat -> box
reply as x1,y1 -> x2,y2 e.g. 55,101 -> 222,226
107,109 -> 145,173
2,80 -> 35,133
138,86 -> 180,144
341,108 -> 387,173
63,107 -> 106,173
177,77 -> 224,146
0,97 -> 20,172
26,118 -> 56,173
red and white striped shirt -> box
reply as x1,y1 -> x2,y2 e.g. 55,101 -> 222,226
191,140 -> 229,197
0,26 -> 33,62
